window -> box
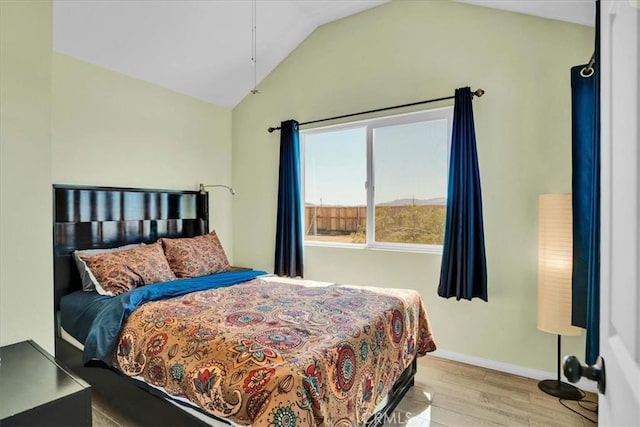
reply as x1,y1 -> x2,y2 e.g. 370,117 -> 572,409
302,107 -> 453,252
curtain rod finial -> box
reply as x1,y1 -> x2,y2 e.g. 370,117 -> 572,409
268,127 -> 279,133
473,88 -> 485,98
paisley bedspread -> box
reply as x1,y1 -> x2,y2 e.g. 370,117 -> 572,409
113,277 -> 436,426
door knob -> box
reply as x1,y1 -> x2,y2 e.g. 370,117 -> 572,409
563,355 -> 606,394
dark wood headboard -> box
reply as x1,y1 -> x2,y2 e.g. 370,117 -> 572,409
53,185 -> 209,309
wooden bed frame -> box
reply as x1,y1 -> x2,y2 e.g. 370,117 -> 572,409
53,184 -> 417,427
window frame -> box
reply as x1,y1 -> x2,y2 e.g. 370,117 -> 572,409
301,106 -> 454,253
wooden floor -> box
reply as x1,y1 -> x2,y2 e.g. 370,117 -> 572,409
91,355 -> 598,426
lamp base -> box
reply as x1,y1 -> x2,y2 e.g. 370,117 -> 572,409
538,379 -> 585,400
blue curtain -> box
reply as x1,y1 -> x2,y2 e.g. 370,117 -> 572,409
438,87 -> 488,301
274,120 -> 304,277
571,6 -> 600,365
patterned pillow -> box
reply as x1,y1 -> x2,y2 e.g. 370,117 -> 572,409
160,231 -> 231,278
73,243 -> 144,294
80,243 -> 176,295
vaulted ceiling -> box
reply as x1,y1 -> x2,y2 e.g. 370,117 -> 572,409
53,0 -> 594,109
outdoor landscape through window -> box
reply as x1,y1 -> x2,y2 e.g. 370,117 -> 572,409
303,108 -> 451,248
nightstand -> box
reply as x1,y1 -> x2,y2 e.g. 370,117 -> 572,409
0,340 -> 91,426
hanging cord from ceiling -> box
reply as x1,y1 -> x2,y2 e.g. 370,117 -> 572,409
250,0 -> 260,95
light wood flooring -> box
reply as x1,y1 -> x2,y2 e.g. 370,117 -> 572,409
91,355 -> 598,426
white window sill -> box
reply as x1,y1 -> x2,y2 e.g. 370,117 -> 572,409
304,240 -> 443,255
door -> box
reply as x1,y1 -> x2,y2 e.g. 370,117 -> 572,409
599,0 -> 640,425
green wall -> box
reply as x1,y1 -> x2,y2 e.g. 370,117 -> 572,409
52,53 -> 235,255
0,0 -> 595,374
232,1 -> 594,372
0,0 -> 54,353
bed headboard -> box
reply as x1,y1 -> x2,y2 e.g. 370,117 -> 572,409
53,184 -> 209,309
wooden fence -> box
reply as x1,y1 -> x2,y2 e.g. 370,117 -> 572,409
305,205 -> 366,235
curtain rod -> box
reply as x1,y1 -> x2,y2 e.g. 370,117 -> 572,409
267,88 -> 485,133
580,51 -> 595,77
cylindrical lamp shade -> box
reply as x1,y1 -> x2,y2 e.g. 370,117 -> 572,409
537,194 -> 581,336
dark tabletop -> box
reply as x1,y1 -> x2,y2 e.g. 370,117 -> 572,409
0,340 -> 90,420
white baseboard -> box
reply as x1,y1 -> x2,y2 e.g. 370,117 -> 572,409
431,349 -> 598,394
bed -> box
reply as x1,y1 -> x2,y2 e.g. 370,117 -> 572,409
53,184 -> 436,426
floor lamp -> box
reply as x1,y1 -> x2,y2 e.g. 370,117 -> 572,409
537,194 -> 584,400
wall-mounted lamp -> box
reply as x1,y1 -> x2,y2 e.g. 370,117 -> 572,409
198,184 -> 236,195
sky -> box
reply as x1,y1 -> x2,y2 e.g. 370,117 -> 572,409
303,119 -> 449,206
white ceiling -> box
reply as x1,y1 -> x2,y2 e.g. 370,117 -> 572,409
53,0 -> 388,108
53,0 -> 595,109
456,0 -> 595,27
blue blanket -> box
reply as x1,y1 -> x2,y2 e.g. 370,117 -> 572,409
82,270 -> 266,365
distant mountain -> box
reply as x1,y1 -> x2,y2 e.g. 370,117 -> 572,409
377,197 -> 446,207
